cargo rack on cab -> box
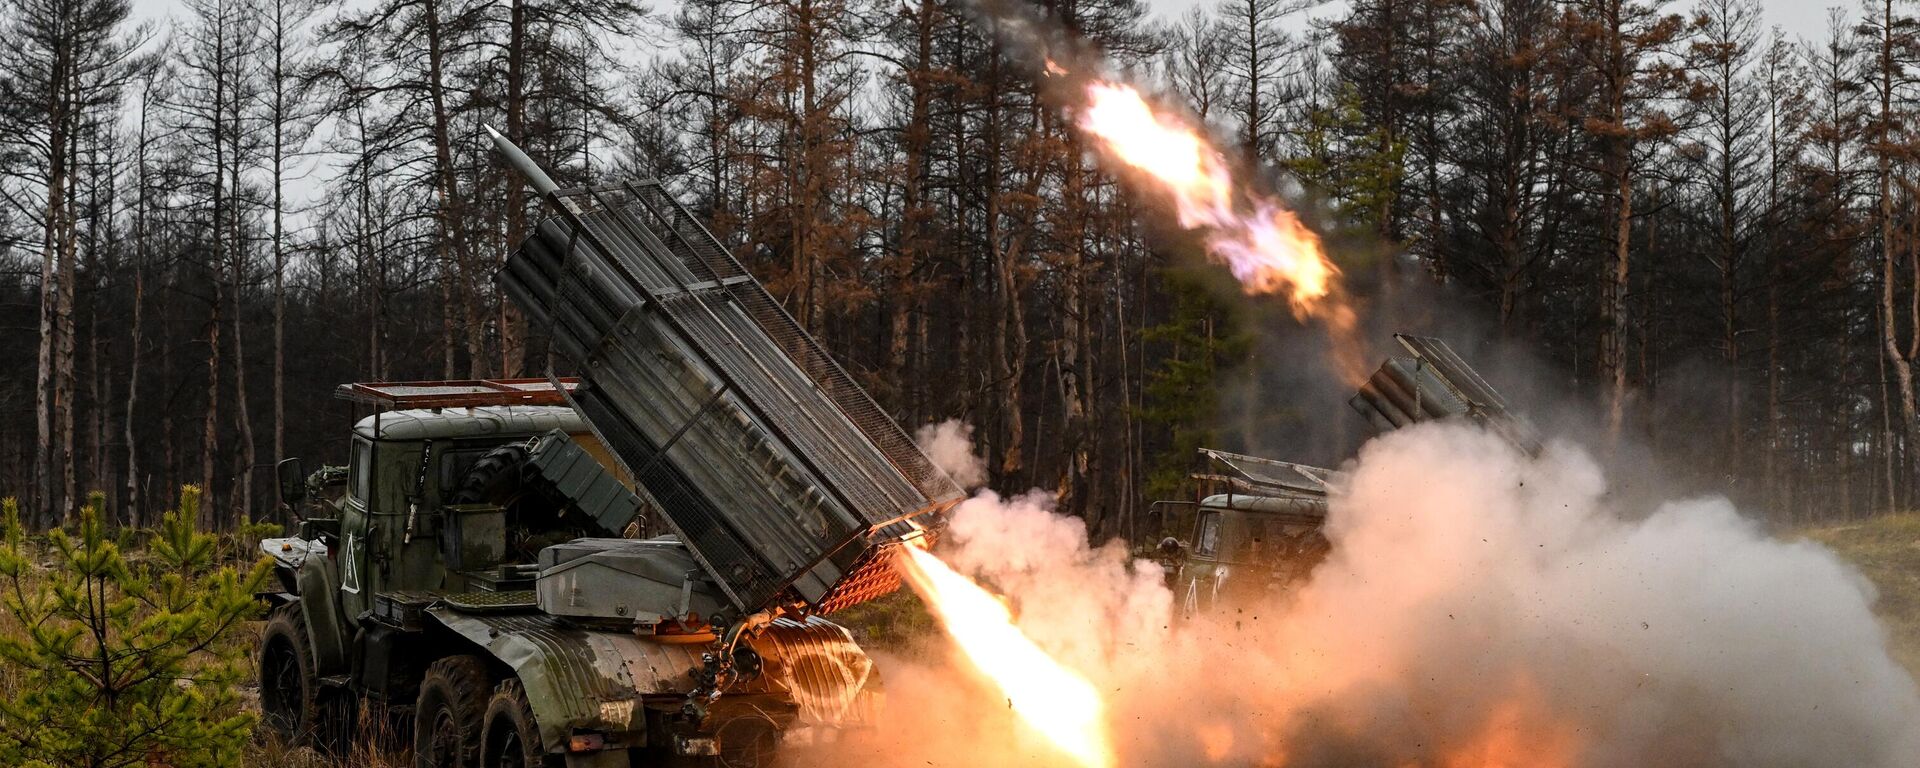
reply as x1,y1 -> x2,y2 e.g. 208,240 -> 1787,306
333,378 -> 583,410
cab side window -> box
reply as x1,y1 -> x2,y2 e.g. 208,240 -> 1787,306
350,438 -> 372,502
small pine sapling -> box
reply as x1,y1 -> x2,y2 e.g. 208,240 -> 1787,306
0,486 -> 272,768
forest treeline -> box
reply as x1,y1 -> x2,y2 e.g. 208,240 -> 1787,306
1,0 -> 1915,535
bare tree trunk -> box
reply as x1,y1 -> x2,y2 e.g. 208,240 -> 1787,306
1873,0 -> 1918,507
270,0 -> 290,498
230,217 -> 255,522
891,0 -> 936,417
126,260 -> 143,526
34,163 -> 64,527
55,122 -> 80,526
499,0 -> 529,376
202,287 -> 222,527
1057,147 -> 1091,526
1605,154 -> 1633,441
203,60 -> 226,526
34,78 -> 73,527
85,129 -> 108,520
423,0 -> 465,380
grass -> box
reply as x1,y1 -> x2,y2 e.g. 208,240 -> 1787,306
1800,512 -> 1920,679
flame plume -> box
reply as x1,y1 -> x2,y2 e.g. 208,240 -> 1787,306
1072,80 -> 1369,383
897,547 -> 1115,768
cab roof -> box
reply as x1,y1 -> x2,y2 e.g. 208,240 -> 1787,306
352,405 -> 586,442
1200,492 -> 1328,519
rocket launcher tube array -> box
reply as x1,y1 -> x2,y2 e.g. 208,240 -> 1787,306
488,129 -> 962,616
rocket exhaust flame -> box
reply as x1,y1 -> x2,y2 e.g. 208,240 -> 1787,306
1067,79 -> 1369,383
1076,83 -> 1332,312
896,547 -> 1115,768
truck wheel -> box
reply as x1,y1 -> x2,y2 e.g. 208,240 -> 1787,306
259,603 -> 349,754
415,655 -> 492,768
482,679 -> 560,768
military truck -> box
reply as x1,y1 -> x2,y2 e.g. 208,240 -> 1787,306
256,132 -> 962,768
1162,449 -> 1337,614
1166,335 -> 1534,614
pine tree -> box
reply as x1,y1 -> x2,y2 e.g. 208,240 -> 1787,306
0,487 -> 269,768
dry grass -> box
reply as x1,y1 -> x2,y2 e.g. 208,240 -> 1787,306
244,709 -> 412,768
830,587 -> 937,651
1800,512 -> 1920,680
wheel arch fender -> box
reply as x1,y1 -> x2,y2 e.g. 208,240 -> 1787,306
428,607 -> 708,752
294,555 -> 351,676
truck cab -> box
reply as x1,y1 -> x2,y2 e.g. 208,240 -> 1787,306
1172,450 -> 1334,615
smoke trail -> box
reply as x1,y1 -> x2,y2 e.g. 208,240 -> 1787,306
826,423 -> 1920,767
916,420 -> 989,489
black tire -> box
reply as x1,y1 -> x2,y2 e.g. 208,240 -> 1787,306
414,655 -> 492,768
453,444 -> 532,507
481,679 -> 560,768
259,603 -> 350,754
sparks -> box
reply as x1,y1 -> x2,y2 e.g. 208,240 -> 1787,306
897,547 -> 1114,768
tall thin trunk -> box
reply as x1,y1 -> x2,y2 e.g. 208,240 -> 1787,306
202,29 -> 227,525
423,0 -> 461,378
34,57 -> 72,527
1058,143 -> 1091,526
1873,0 -> 1918,505
499,0 -> 528,376
891,0 -> 936,416
1605,151 -> 1633,441
126,120 -> 145,525
271,0 -> 290,497
55,118 -> 80,526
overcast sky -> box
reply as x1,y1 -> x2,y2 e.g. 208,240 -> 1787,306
118,0 -> 1855,226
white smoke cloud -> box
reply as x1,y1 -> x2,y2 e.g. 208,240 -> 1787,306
916,420 -> 989,489
828,422 -> 1920,767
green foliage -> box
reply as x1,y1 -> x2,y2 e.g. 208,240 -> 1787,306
1140,273 -> 1250,510
1288,85 -> 1408,236
0,486 -> 271,768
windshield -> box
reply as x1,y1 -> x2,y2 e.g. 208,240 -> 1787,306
1195,511 -> 1221,557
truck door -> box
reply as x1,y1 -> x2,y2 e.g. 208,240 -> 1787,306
338,437 -> 373,620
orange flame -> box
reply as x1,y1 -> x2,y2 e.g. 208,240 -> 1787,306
897,547 -> 1115,768
1076,83 -> 1337,313
1074,81 -> 1369,383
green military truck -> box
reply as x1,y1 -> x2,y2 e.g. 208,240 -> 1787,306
1166,449 -> 1336,614
1165,335 -> 1534,614
260,382 -> 887,768
256,131 -> 961,768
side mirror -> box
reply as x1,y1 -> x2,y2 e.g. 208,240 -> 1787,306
277,458 -> 308,506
